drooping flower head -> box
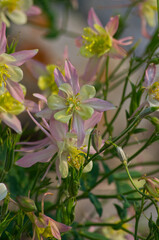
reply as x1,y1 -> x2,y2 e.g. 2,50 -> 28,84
47,59 -> 115,145
137,0 -> 157,38
143,63 -> 159,107
16,111 -> 99,180
140,176 -> 159,201
76,8 -> 133,59
0,0 -> 41,27
0,22 -> 38,102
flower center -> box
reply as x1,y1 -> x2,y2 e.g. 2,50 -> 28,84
67,145 -> 86,170
0,91 -> 25,114
0,64 -> 10,88
148,82 -> 159,101
81,26 -> 112,57
66,94 -> 80,114
1,0 -> 20,12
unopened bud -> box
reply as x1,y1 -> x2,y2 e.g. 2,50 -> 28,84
116,147 -> 127,163
16,196 -> 37,212
92,130 -> 102,152
0,183 -> 7,201
140,176 -> 159,200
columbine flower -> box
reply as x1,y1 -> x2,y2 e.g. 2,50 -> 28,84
137,0 -> 157,38
27,193 -> 71,240
16,110 -> 102,179
38,64 -> 60,95
76,8 -> 133,59
0,90 -> 25,133
0,22 -> 38,102
143,63 -> 159,107
0,183 -> 7,201
47,59 -> 115,145
0,0 -> 41,27
140,176 -> 159,200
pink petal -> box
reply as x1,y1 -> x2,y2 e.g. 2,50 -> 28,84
26,59 -> 46,79
72,113 -> 85,147
1,113 -> 22,133
65,59 -> 80,95
50,218 -> 72,233
81,57 -> 101,83
16,145 -> 57,167
109,41 -> 127,58
50,117 -> 67,141
139,7 -> 151,39
33,93 -> 47,103
0,22 -> 7,54
54,68 -> 66,87
24,100 -> 39,113
6,79 -> 24,102
83,98 -> 115,112
84,111 -> 103,130
26,5 -> 41,16
11,49 -> 38,66
17,137 -> 50,146
117,36 -> 133,46
105,16 -> 119,36
144,64 -> 156,87
36,108 -> 53,120
88,8 -> 103,29
18,138 -> 50,152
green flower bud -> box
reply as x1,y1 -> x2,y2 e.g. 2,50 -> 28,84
16,196 -> 37,212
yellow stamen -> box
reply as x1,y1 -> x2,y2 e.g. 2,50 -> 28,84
67,145 -> 86,170
1,0 -> 20,12
148,82 -> 159,101
66,95 -> 80,114
0,64 -> 10,88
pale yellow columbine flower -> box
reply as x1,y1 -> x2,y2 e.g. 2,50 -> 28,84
38,65 -> 60,94
0,0 -> 41,27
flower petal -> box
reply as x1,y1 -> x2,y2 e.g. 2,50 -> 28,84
33,93 -> 47,103
88,8 -> 103,29
54,109 -> 72,123
105,16 -> 119,36
26,6 -> 41,16
51,218 -> 72,233
79,84 -> 96,100
26,59 -> 46,79
1,113 -> 22,133
76,104 -> 94,120
11,49 -> 38,66
84,111 -> 103,130
59,83 -> 73,96
81,57 -> 101,82
144,64 -> 156,87
6,79 -> 24,102
24,100 -> 39,113
16,145 -> 57,168
7,65 -> 23,82
54,68 -> 66,87
36,108 -> 53,119
50,117 -> 67,141
109,41 -> 127,58
65,59 -> 80,95
83,160 -> 93,173
0,183 -> 7,201
84,98 -> 115,112
0,22 -> 7,55
7,10 -> 27,25
48,94 -> 66,110
59,154 -> 69,179
72,112 -> 85,147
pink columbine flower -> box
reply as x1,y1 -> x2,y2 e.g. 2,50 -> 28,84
76,8 -> 133,82
16,108 -> 102,180
0,0 -> 41,27
137,0 -> 157,39
46,59 -> 115,145
0,22 -> 38,102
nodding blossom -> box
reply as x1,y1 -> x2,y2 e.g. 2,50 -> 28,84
0,22 -> 38,102
76,8 -> 133,82
137,0 -> 157,39
0,0 -> 41,27
46,59 -> 115,145
76,8 -> 133,59
0,183 -> 7,201
16,111 -> 102,180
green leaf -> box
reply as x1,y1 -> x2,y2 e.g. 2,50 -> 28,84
88,193 -> 102,217
114,204 -> 127,220
102,162 -> 114,184
79,231 -> 109,240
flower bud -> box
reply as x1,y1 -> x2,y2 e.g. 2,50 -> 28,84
116,147 -> 127,163
0,183 -> 7,201
16,196 -> 37,212
141,176 -> 159,200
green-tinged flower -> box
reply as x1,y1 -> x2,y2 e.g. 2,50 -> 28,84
141,0 -> 157,27
0,90 -> 25,115
80,24 -> 112,58
0,183 -> 7,201
67,145 -> 86,170
141,176 -> 159,200
38,64 -> 60,94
